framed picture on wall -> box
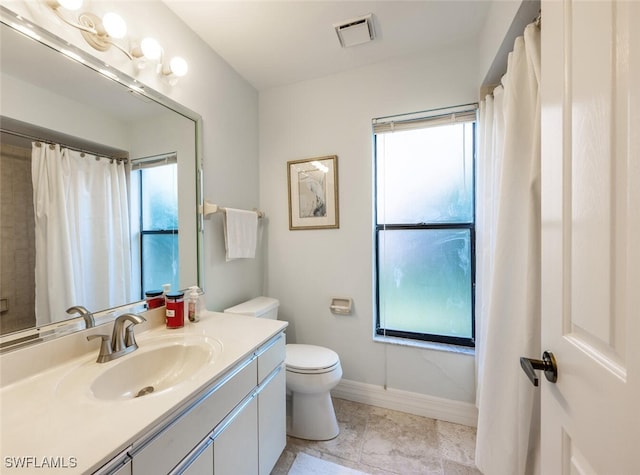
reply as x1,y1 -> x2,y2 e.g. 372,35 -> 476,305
287,155 -> 339,230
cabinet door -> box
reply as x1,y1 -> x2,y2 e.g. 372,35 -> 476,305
92,450 -> 131,475
181,442 -> 213,475
258,367 -> 286,475
110,460 -> 131,475
213,397 -> 258,475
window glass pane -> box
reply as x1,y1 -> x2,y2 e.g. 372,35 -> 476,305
376,122 -> 473,224
142,233 -> 179,293
141,164 -> 178,230
378,229 -> 472,338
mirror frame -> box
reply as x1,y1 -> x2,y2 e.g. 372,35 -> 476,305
0,5 -> 204,352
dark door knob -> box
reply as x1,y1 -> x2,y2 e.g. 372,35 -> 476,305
520,351 -> 558,386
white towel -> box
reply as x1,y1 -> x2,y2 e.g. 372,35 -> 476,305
223,208 -> 258,261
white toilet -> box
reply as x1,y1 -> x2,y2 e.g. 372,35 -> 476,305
224,297 -> 342,441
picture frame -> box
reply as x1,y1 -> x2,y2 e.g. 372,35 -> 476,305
287,155 -> 339,230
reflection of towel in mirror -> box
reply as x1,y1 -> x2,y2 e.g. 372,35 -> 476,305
224,208 -> 258,261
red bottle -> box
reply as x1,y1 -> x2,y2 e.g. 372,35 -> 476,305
145,290 -> 164,309
165,291 -> 185,328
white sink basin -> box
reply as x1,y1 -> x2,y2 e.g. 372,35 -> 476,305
91,343 -> 210,400
58,335 -> 222,401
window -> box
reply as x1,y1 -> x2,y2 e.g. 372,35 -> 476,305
131,154 -> 179,298
374,105 -> 476,347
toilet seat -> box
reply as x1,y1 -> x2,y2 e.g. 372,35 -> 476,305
286,344 -> 340,374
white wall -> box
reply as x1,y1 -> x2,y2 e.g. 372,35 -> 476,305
0,73 -> 130,148
3,0 -> 262,310
259,44 -> 480,403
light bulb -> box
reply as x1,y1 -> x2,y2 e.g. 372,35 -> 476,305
140,38 -> 162,60
102,12 -> 126,39
57,0 -> 83,10
169,56 -> 188,77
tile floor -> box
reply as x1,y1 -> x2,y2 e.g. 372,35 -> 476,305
271,398 -> 482,475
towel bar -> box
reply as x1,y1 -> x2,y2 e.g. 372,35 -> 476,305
201,200 -> 264,218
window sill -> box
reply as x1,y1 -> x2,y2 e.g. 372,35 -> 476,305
373,334 -> 475,356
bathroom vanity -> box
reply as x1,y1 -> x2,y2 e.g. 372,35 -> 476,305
0,309 -> 287,474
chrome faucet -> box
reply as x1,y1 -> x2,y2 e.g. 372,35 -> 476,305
87,313 -> 146,363
66,305 -> 95,329
112,313 -> 146,353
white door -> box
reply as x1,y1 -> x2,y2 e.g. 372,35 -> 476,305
539,0 -> 640,473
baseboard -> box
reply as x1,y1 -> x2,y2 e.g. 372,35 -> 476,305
331,379 -> 478,428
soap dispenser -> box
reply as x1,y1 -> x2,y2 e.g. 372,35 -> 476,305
187,286 -> 204,322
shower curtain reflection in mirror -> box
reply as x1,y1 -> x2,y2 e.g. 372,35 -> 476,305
31,142 -> 131,326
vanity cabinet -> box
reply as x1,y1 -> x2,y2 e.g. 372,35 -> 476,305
213,396 -> 259,474
109,460 -> 132,475
116,332 -> 285,475
257,362 -> 286,475
180,439 -> 213,475
93,449 -> 132,475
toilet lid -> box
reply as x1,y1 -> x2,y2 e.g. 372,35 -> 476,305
285,344 -> 340,371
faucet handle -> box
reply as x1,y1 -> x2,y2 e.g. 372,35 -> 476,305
87,334 -> 113,363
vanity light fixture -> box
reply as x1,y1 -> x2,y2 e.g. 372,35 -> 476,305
55,0 -> 82,10
165,56 -> 188,76
44,0 -> 188,81
131,37 -> 162,61
46,0 -> 133,59
162,56 -> 189,85
130,37 -> 164,73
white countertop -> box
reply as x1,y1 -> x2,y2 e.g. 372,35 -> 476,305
0,310 -> 287,474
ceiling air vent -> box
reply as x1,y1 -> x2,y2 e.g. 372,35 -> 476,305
334,14 -> 375,48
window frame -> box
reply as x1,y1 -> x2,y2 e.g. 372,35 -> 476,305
138,227 -> 179,299
132,154 -> 179,299
373,105 -> 477,348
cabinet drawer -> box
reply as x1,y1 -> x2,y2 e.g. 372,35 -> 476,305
132,358 -> 257,474
256,333 -> 285,383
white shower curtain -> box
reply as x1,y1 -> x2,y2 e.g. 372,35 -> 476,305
32,143 -> 132,326
475,23 -> 541,475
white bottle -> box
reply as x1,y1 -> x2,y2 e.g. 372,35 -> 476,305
187,287 -> 200,322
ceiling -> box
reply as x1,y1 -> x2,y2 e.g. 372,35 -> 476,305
163,1 -> 494,91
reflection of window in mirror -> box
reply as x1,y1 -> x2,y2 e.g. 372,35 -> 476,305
130,154 -> 179,299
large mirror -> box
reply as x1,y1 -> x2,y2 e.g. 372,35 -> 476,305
0,7 -> 202,350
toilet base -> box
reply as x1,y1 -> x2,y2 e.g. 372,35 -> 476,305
287,391 -> 339,441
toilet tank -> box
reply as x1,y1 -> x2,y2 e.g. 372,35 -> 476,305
223,296 -> 280,319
